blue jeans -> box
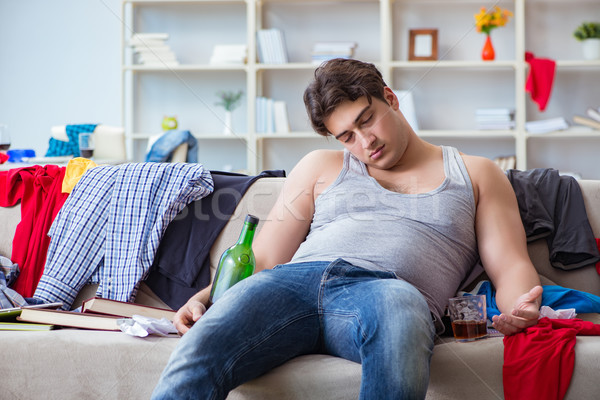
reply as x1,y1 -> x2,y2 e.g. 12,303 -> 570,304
152,259 -> 435,400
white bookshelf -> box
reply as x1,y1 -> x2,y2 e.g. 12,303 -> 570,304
121,0 -> 600,177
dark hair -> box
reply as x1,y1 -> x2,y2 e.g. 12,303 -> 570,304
303,58 -> 388,137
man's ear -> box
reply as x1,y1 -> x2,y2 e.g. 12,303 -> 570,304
383,87 -> 399,110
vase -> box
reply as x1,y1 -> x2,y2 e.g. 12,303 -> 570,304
223,111 -> 233,135
582,38 -> 600,60
481,35 -> 495,61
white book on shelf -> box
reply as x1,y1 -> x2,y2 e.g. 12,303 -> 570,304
475,108 -> 514,116
526,117 -> 569,134
256,97 -> 266,133
266,98 -> 275,134
313,42 -> 358,53
393,90 -> 419,131
585,107 -> 600,123
273,101 -> 291,134
132,32 -> 169,40
133,45 -> 173,53
257,30 -> 273,63
274,29 -> 289,64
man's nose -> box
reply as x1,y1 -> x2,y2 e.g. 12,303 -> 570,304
357,130 -> 376,149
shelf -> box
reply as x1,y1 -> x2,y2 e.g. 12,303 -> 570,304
132,132 -> 250,140
123,64 -> 248,72
390,60 -> 518,70
527,127 -> 600,139
417,130 -> 517,139
122,0 -> 600,177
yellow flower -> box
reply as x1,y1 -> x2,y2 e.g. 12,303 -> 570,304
474,6 -> 513,35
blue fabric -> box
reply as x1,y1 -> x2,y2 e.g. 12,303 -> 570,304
45,124 -> 97,157
152,259 -> 435,400
145,130 -> 198,163
34,162 -> 214,309
473,280 -> 600,319
0,257 -> 28,309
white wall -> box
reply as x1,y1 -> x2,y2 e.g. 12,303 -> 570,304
0,0 -> 122,157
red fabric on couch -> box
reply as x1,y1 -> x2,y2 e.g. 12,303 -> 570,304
0,165 -> 68,297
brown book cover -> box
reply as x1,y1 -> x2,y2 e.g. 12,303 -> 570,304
573,115 -> 600,130
17,308 -> 121,331
81,297 -> 176,321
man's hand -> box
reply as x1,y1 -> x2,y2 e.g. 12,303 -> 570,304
492,285 -> 543,336
173,299 -> 207,335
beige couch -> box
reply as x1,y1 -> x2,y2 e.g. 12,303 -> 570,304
1,176 -> 600,400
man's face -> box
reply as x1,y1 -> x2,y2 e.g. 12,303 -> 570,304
324,88 -> 410,170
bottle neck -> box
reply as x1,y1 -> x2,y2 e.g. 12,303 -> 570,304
237,222 -> 257,246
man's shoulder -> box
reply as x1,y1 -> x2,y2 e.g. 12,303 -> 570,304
287,150 -> 344,196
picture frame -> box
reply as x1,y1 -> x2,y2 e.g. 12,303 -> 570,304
408,29 -> 438,61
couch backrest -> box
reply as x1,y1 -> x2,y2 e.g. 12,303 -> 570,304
1,177 -> 599,298
209,177 -> 285,278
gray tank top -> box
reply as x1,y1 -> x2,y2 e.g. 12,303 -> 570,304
291,146 -> 479,331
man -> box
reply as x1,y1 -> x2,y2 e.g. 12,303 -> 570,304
152,58 -> 542,399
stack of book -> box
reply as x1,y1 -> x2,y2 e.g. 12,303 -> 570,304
311,42 -> 358,65
210,44 -> 248,65
572,106 -> 600,130
475,108 -> 515,130
130,33 -> 179,67
525,117 -> 569,134
256,29 -> 288,64
256,97 -> 290,134
15,297 -> 176,331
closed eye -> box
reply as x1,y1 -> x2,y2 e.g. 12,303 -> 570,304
340,132 -> 354,143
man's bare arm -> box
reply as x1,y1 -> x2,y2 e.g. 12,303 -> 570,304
466,156 -> 542,335
174,150 -> 341,334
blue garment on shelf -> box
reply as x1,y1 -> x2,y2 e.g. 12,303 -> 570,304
45,124 -> 98,157
145,130 -> 198,163
470,280 -> 600,320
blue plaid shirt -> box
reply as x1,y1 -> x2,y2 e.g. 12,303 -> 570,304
34,162 -> 213,309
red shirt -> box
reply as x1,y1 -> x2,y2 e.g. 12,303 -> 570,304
0,165 -> 68,297
503,317 -> 600,400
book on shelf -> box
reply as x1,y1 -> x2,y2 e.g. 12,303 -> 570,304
129,32 -> 179,66
81,297 -> 176,321
311,41 -> 357,65
475,108 -> 515,116
475,107 -> 515,130
256,29 -> 288,64
585,107 -> 600,123
131,32 -> 169,41
256,97 -> 291,134
525,117 -> 569,134
210,44 -> 248,65
493,155 -> 516,171
17,308 -> 122,331
0,321 -> 54,331
573,115 -> 600,130
393,90 -> 419,131
273,101 -> 291,134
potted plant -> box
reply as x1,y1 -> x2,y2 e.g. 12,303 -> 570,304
573,22 -> 600,60
215,90 -> 244,135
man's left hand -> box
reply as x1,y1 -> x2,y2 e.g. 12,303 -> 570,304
491,285 -> 543,336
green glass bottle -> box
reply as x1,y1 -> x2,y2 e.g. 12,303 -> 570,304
208,214 -> 259,305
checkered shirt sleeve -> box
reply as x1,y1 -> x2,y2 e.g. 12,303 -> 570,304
34,162 -> 213,308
